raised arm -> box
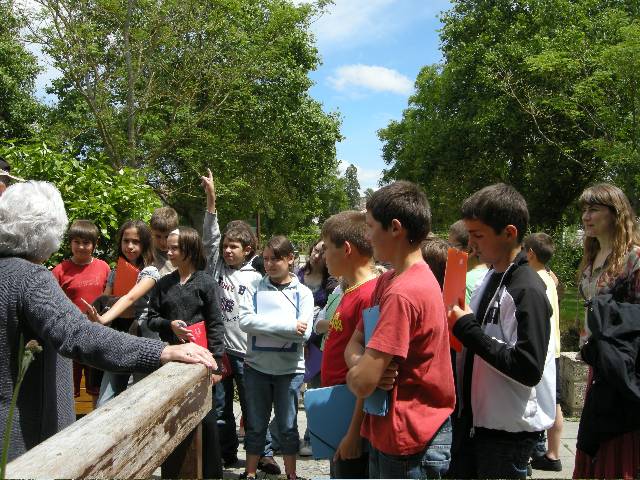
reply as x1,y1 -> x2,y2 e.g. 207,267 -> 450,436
201,168 -> 222,273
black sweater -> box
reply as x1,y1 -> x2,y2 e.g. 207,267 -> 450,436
147,270 -> 225,360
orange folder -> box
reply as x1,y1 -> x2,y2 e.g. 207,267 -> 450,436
111,257 -> 140,297
443,248 -> 468,352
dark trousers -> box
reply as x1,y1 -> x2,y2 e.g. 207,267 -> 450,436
202,387 -> 223,479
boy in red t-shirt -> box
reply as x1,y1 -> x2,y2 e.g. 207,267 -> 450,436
345,181 -> 456,479
52,220 -> 111,397
318,210 -> 378,478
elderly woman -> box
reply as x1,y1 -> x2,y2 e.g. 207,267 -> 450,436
0,181 -> 217,462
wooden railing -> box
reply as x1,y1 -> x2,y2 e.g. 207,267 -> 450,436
5,362 -> 212,479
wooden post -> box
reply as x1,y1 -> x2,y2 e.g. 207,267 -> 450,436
161,423 -> 202,479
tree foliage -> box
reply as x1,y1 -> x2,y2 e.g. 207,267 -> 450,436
0,139 -> 161,262
344,164 -> 361,209
31,0 -> 344,235
0,0 -> 41,139
380,0 -> 640,230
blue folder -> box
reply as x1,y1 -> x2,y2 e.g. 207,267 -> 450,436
304,384 -> 356,459
362,305 -> 390,416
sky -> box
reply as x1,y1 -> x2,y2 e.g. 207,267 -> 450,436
29,0 -> 452,192
301,0 -> 452,191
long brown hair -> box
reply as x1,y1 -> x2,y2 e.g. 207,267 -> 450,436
578,183 -> 640,281
116,220 -> 154,269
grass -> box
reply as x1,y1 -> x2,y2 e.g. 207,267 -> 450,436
559,285 -> 582,351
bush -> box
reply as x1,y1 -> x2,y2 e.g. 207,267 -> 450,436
1,139 -> 162,265
548,224 -> 583,288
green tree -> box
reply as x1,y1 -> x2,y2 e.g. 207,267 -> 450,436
0,139 -> 161,262
380,0 -> 640,229
344,164 -> 361,209
0,0 -> 41,139
32,0 -> 342,235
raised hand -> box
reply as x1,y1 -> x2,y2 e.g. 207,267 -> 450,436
200,168 -> 216,212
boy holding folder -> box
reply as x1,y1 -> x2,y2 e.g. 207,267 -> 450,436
320,210 -> 379,478
345,181 -> 456,479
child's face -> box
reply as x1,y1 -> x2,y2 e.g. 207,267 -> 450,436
223,237 -> 250,268
166,234 -> 186,267
121,227 -> 142,263
70,237 -> 94,263
309,241 -> 326,268
365,210 -> 394,263
322,237 -> 345,278
151,229 -> 170,253
463,219 -> 512,266
263,247 -> 293,284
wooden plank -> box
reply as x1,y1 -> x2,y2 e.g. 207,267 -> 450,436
75,375 -> 96,416
6,362 -> 212,479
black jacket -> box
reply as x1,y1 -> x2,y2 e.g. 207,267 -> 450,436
577,294 -> 640,456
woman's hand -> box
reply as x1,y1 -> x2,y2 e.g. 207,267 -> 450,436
159,343 -> 215,369
171,320 -> 195,343
81,298 -> 106,324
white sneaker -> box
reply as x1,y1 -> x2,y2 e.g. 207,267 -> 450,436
299,440 -> 312,457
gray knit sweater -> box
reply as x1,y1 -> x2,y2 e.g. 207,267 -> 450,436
0,257 -> 165,461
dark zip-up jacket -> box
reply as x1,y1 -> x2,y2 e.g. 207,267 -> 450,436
453,251 -> 556,432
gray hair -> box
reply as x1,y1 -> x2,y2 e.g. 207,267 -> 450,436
0,181 -> 68,262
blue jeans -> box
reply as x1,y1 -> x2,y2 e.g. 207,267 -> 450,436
96,371 -> 130,407
244,366 -> 303,456
215,354 -> 247,460
369,417 -> 452,479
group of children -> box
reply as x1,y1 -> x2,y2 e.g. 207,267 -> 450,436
53,175 -> 564,480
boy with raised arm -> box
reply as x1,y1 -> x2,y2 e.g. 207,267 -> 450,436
201,169 -> 280,475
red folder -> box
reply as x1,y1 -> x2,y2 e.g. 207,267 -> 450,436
186,321 -> 231,378
443,248 -> 467,352
112,257 -> 140,296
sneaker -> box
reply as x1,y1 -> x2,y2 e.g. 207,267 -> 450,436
531,454 -> 562,472
257,455 -> 281,475
298,440 -> 312,457
223,455 -> 239,468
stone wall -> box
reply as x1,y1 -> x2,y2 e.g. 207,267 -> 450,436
559,351 -> 588,417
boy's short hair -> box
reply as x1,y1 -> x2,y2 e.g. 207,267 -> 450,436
449,220 -> 469,251
150,207 -> 179,232
420,236 -> 449,289
321,210 -> 373,257
523,232 -> 555,265
366,181 -> 431,244
461,183 -> 529,242
222,220 -> 257,255
68,219 -> 99,246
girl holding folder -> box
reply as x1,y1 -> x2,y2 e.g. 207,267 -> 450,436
146,226 -> 226,478
239,236 -> 315,480
84,220 -> 160,405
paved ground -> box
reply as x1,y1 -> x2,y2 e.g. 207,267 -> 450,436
223,401 -> 578,479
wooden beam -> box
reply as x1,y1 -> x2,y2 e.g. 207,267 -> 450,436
5,362 -> 212,479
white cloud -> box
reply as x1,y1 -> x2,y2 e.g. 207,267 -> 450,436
329,64 -> 413,95
294,0 -> 450,51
